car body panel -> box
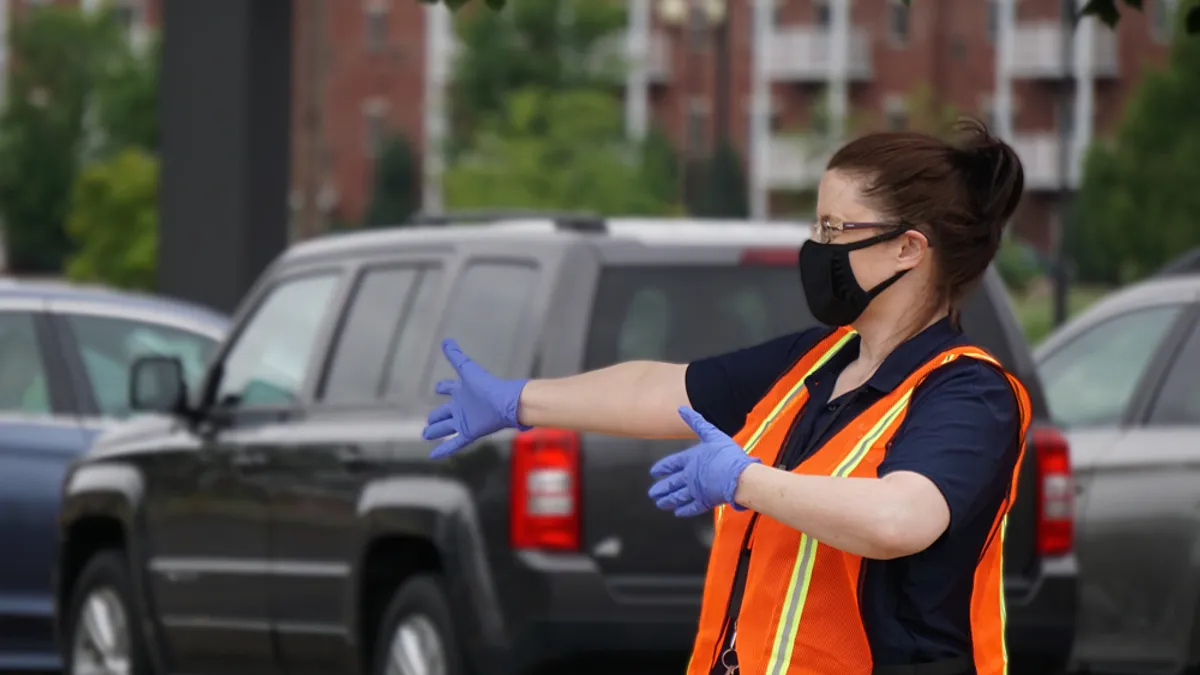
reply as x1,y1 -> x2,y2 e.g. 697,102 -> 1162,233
1035,275 -> 1200,674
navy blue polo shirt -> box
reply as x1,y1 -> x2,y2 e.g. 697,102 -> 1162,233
685,317 -> 1022,667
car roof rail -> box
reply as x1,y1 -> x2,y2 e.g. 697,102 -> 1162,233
1155,248 -> 1200,278
408,210 -> 606,233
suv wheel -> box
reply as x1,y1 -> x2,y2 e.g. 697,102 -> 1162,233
373,575 -> 463,675
64,551 -> 149,675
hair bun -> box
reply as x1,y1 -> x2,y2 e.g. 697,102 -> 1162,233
952,117 -> 1025,231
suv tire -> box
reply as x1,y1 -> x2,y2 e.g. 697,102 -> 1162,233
63,550 -> 151,675
372,574 -> 464,675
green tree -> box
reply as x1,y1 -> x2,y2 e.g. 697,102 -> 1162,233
695,141 -> 749,218
364,134 -> 421,227
64,148 -> 158,290
0,5 -> 125,272
1073,0 -> 1200,284
450,0 -> 626,154
640,126 -> 681,210
444,87 -> 676,215
91,33 -> 160,156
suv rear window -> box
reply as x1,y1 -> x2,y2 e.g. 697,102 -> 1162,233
585,265 -> 813,368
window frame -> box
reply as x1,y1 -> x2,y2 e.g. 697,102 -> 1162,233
0,301 -> 75,418
887,0 -> 910,47
420,257 -> 543,403
1035,299 -> 1198,430
1140,303 -> 1200,426
46,301 -> 225,420
198,266 -> 350,419
314,259 -> 444,410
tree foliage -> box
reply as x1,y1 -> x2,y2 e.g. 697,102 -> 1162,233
65,148 -> 158,290
364,134 -> 421,227
0,5 -> 126,272
449,0 -> 626,154
1073,0 -> 1200,283
444,88 -> 677,215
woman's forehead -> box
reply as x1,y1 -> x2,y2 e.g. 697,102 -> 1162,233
816,170 -> 879,223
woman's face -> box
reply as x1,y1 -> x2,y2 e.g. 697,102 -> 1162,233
814,169 -> 929,291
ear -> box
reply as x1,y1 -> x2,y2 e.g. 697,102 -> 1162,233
895,229 -> 929,271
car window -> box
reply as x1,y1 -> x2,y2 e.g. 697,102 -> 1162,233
430,263 -> 538,384
216,273 -> 340,408
1148,317 -> 1200,426
384,268 -> 444,401
321,267 -> 419,404
1037,304 -> 1184,429
0,312 -> 51,415
64,314 -> 220,418
585,266 -> 812,368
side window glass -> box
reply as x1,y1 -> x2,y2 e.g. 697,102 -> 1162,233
216,274 -> 340,408
385,268 -> 444,400
1037,304 -> 1183,429
429,263 -> 538,384
0,312 -> 51,415
1148,319 -> 1200,426
64,314 -> 220,418
321,267 -> 419,404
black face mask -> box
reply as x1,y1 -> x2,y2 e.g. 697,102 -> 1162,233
799,229 -> 910,327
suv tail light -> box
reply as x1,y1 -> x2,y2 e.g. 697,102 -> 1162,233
740,248 -> 799,266
510,429 -> 581,552
1032,426 -> 1073,556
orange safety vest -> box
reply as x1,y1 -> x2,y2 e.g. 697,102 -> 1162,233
687,326 -> 1032,675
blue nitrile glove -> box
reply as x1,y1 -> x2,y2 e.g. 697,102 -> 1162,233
647,407 -> 761,517
423,339 -> 530,458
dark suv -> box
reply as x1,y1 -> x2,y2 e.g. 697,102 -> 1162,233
55,215 -> 1076,675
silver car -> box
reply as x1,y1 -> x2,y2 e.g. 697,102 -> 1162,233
1035,273 -> 1200,675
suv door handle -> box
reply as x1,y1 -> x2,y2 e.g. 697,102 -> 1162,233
231,451 -> 269,470
334,446 -> 369,470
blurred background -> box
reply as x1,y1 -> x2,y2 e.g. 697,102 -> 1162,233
0,0 -> 1195,344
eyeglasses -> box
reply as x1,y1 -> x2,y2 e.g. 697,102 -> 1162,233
810,216 -> 908,245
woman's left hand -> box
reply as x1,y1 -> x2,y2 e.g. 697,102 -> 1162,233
648,407 -> 762,517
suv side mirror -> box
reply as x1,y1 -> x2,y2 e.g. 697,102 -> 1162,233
130,355 -> 188,414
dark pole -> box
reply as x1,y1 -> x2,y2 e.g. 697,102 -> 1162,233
159,0 -> 292,314
1052,0 -> 1075,327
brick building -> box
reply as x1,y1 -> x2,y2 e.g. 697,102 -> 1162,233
0,0 -> 1178,250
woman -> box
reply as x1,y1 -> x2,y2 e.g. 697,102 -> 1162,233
424,119 -> 1028,675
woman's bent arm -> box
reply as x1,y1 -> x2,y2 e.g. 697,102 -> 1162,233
732,466 -> 951,560
518,361 -> 694,438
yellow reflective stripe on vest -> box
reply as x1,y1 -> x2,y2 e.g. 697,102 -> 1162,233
743,330 -> 857,455
764,389 -> 914,675
998,515 -> 1009,673
718,330 -> 857,526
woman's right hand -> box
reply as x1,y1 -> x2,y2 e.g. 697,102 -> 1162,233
423,339 -> 530,458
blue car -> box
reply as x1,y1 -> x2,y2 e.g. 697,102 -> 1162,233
0,279 -> 227,671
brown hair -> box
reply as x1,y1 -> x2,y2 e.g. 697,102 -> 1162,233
826,117 -> 1024,323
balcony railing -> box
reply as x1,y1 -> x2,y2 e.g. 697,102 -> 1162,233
1009,132 -> 1085,190
766,26 -> 872,81
763,136 -> 833,190
1009,22 -> 1118,79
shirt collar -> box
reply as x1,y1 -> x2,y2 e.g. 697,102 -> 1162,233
806,317 -> 962,395
865,317 -> 962,393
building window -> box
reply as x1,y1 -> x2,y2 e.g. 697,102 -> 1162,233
986,0 -> 999,42
364,100 -> 388,157
686,98 -> 709,157
888,1 -> 910,45
769,91 -> 784,132
365,5 -> 388,52
1151,0 -> 1173,42
814,0 -> 831,29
